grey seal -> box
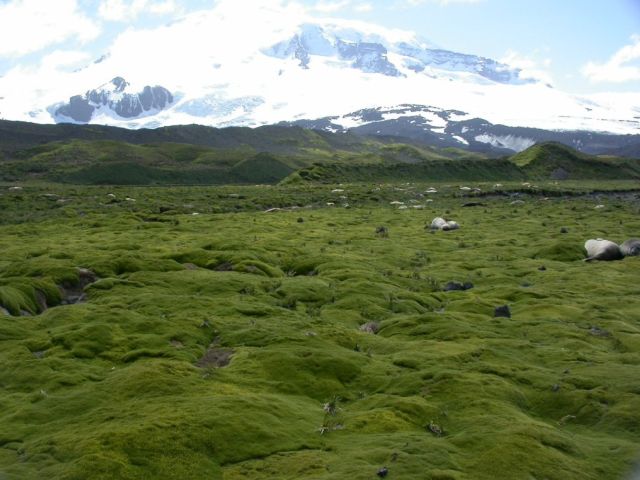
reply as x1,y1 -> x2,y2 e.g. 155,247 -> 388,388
620,238 -> 640,257
584,239 -> 623,261
430,217 -> 459,231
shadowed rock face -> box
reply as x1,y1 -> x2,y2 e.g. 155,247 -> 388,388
336,40 -> 401,77
54,77 -> 173,123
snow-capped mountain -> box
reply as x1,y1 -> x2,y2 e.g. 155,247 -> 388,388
51,77 -> 174,123
0,3 -> 638,145
284,104 -> 640,155
264,23 -> 529,85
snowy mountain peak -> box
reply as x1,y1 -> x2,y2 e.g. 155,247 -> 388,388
264,23 -> 400,76
51,77 -> 174,123
264,22 -> 528,84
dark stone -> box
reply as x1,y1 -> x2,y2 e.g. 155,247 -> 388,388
375,226 -> 389,237
560,227 -> 569,234
462,202 -> 485,207
589,326 -> 610,337
213,261 -> 233,272
494,305 -> 511,318
538,265 -> 547,271
377,467 -> 389,478
444,281 -> 473,291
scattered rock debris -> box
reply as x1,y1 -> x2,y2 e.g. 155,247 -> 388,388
494,305 -> 511,318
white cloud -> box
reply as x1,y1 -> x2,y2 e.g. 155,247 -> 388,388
404,0 -> 484,6
582,35 -> 640,84
41,50 -> 92,72
501,49 -> 553,85
353,2 -> 373,12
312,0 -> 352,13
0,0 -> 99,58
98,0 -> 180,22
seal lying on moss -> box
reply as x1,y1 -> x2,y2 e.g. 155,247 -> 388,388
584,239 -> 633,261
430,217 -> 460,231
584,239 -> 623,261
620,238 -> 640,257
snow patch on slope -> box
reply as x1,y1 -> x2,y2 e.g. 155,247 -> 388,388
475,134 -> 536,152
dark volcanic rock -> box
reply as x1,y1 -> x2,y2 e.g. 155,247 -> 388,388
444,281 -> 474,291
494,305 -> 511,318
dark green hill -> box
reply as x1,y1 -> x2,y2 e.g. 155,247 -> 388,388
0,121 -> 498,185
1,120 -> 638,185
0,120 -> 368,157
512,142 -> 640,180
284,158 -> 527,184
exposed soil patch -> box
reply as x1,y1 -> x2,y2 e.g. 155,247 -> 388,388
59,268 -> 98,305
197,340 -> 233,368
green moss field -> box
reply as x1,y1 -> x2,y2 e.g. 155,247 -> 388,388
0,180 -> 639,479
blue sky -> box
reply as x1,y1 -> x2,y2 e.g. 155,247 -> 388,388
0,0 -> 639,94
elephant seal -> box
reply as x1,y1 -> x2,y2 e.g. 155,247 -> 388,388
620,238 -> 640,257
442,221 -> 459,231
430,217 -> 460,231
584,239 -> 623,262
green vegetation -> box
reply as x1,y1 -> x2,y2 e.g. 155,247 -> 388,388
5,138 -> 639,186
0,180 -> 639,479
511,142 -> 640,180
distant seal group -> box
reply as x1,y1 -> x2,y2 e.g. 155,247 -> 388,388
584,238 -> 640,261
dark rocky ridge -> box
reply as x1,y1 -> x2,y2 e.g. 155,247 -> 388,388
54,77 -> 173,123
